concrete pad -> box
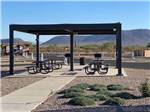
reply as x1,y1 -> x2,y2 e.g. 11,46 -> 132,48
1,76 -> 75,112
48,65 -> 127,77
76,67 -> 127,77
12,65 -> 127,77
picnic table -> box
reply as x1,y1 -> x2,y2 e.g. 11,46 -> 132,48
48,59 -> 63,70
84,59 -> 109,75
26,59 -> 63,74
26,60 -> 53,74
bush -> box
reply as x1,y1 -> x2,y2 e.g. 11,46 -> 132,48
58,87 -> 84,94
58,83 -> 89,94
96,89 -> 113,96
89,84 -> 107,91
63,91 -> 84,98
70,87 -> 85,92
112,92 -> 137,99
73,83 -> 90,90
88,94 -> 110,101
107,84 -> 126,90
103,97 -> 125,106
139,79 -> 150,97
68,96 -> 95,106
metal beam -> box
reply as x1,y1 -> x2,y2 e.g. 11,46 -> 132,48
70,33 -> 74,71
116,24 -> 122,76
36,34 -> 40,67
10,23 -> 120,35
9,26 -> 14,75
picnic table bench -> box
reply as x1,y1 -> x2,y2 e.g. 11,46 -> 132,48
26,65 -> 37,74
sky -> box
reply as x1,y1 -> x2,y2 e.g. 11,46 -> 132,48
1,1 -> 150,43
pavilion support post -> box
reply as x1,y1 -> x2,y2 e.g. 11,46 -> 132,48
116,24 -> 122,76
70,33 -> 74,71
36,34 -> 40,67
116,35 -> 118,69
9,26 -> 14,75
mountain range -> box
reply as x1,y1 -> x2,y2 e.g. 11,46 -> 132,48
1,29 -> 150,46
1,38 -> 30,45
41,29 -> 150,46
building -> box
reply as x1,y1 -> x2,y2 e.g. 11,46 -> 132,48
133,50 -> 144,57
133,50 -> 150,58
144,50 -> 150,57
1,38 -> 30,55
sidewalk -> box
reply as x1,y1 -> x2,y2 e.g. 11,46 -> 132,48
1,76 -> 75,112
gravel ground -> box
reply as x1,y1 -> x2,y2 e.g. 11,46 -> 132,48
33,68 -> 150,112
0,76 -> 46,96
34,105 -> 150,112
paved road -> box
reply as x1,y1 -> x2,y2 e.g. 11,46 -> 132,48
86,59 -> 150,70
122,62 -> 150,70
99,60 -> 150,70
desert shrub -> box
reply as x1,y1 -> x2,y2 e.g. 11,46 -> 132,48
70,86 -> 85,92
112,92 -> 137,99
139,79 -> 150,97
107,84 -> 126,90
58,87 -> 84,94
68,96 -> 95,106
58,83 -> 89,94
73,83 -> 90,90
103,97 -> 125,106
89,84 -> 107,91
96,89 -> 113,96
88,94 -> 110,101
63,91 -> 84,98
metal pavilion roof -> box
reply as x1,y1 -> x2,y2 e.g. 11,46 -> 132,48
10,23 -> 121,35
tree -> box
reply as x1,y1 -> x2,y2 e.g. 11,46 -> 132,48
146,43 -> 150,48
100,42 -> 115,52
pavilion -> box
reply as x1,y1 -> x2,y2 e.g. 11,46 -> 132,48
9,23 -> 122,76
